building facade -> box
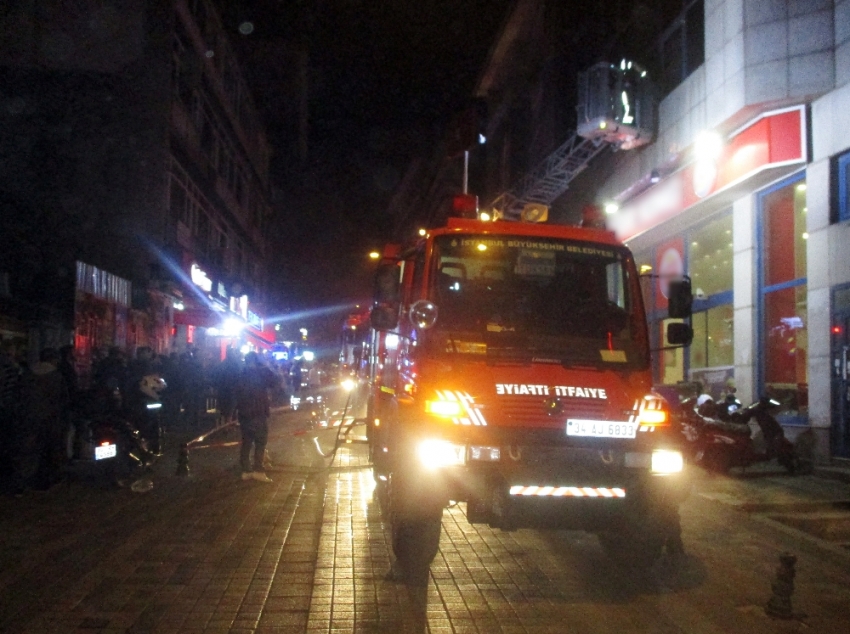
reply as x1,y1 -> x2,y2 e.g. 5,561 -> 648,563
439,0 -> 850,463
0,0 -> 276,373
586,0 -> 848,463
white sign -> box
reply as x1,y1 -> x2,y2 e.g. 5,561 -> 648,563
190,264 -> 212,292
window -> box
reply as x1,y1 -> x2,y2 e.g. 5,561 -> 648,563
657,0 -> 704,96
689,215 -> 733,298
690,304 -> 733,369
644,213 -> 733,391
835,150 -> 850,223
759,175 -> 808,412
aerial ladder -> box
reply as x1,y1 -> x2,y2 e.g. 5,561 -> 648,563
488,60 -> 656,221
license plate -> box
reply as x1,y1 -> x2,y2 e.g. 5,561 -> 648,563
95,443 -> 117,460
566,420 -> 637,439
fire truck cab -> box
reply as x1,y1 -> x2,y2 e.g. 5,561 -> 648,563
365,214 -> 692,578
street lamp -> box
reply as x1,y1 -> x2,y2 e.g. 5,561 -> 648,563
368,251 -> 380,260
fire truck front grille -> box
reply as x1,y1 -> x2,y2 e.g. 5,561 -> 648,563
492,396 -> 608,426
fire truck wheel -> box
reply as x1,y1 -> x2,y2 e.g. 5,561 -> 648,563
391,515 -> 442,582
597,516 -> 665,569
386,471 -> 443,580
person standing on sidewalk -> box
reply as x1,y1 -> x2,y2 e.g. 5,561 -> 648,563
235,352 -> 278,482
18,348 -> 69,491
214,347 -> 241,426
0,340 -> 22,488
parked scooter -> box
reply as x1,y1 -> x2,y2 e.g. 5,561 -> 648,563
679,394 -> 800,474
66,386 -> 158,487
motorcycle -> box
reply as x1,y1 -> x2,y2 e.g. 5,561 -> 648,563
66,385 -> 158,487
679,394 -> 800,474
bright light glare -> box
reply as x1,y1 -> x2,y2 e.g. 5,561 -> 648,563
222,318 -> 244,337
694,130 -> 723,160
479,212 -> 492,222
604,202 -> 619,215
369,251 -> 380,260
417,439 -> 466,469
341,378 -> 356,392
651,450 -> 684,474
418,228 -> 427,236
302,350 -> 315,361
426,399 -> 463,418
477,243 -> 487,251
240,344 -> 251,355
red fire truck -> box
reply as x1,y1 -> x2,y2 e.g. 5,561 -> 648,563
363,211 -> 693,578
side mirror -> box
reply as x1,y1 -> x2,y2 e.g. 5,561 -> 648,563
374,263 -> 401,304
667,278 -> 693,318
666,322 -> 693,346
409,300 -> 439,330
370,304 -> 399,331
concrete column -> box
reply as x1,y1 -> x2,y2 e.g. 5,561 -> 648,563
805,159 -> 833,460
732,192 -> 756,405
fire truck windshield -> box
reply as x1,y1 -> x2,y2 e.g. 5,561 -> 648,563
428,234 -> 648,368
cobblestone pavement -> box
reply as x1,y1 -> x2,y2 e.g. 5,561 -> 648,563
2,407 -> 850,633
309,441 -> 850,634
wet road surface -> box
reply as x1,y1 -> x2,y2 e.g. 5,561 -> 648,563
1,403 -> 849,633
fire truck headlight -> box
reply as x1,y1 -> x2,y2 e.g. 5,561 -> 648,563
417,439 -> 466,469
651,450 -> 684,474
425,399 -> 463,418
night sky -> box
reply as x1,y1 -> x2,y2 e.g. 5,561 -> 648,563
216,0 -> 684,346
218,0 -> 512,316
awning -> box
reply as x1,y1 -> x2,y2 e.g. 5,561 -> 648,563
173,308 -> 220,328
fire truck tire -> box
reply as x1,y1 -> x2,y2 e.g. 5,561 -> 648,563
391,515 -> 442,581
597,515 -> 665,569
386,471 -> 443,579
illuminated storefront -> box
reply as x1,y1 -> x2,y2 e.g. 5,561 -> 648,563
610,107 -> 807,408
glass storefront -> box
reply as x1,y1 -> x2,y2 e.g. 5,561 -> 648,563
638,212 -> 733,390
759,176 -> 808,415
690,304 -> 734,369
689,215 -> 733,298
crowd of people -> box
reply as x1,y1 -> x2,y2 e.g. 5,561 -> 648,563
0,341 -> 308,495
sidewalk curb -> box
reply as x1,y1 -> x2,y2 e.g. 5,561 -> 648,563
813,466 -> 850,485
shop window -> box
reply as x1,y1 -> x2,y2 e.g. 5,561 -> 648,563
764,285 -> 807,401
689,214 -> 733,299
690,304 -> 733,370
645,213 -> 733,388
836,151 -> 850,223
759,175 -> 808,414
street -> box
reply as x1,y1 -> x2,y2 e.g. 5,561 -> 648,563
1,405 -> 849,634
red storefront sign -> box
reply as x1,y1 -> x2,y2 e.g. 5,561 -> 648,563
611,106 -> 806,241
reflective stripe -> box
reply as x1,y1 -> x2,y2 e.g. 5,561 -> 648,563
509,485 -> 627,498
436,389 -> 488,426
